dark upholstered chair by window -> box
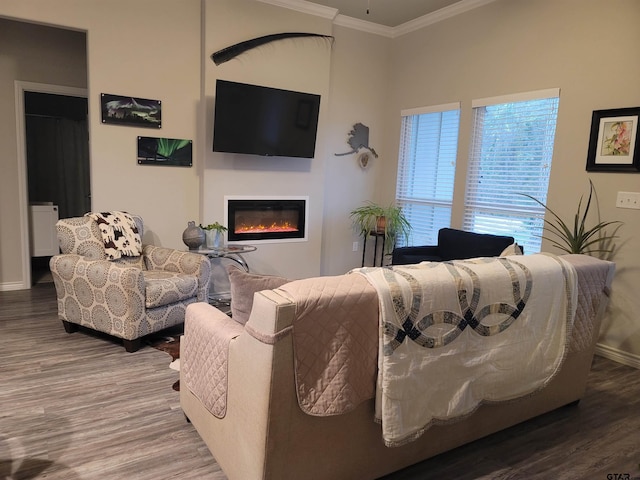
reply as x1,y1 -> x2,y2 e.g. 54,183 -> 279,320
49,213 -> 211,352
391,228 -> 520,265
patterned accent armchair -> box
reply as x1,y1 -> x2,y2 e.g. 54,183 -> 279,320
49,214 -> 211,352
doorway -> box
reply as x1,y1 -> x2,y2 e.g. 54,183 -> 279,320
15,82 -> 90,287
25,91 -> 91,219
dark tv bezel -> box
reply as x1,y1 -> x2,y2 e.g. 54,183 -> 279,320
212,79 -> 320,158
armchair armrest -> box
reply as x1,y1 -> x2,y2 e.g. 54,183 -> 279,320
49,254 -> 146,338
143,245 -> 212,302
391,245 -> 442,265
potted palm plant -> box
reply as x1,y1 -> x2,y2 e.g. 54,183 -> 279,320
521,180 -> 622,257
200,221 -> 228,249
349,201 -> 411,254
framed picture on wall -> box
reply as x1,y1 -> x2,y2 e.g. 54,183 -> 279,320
137,137 -> 192,167
586,107 -> 640,172
101,93 -> 161,128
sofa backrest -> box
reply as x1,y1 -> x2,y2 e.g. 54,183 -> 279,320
437,228 -> 515,261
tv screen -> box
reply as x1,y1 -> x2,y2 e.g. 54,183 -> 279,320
213,80 -> 321,158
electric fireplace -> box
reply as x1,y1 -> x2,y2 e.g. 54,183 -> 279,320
225,196 -> 308,243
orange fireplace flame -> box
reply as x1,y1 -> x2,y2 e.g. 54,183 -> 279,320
235,221 -> 298,234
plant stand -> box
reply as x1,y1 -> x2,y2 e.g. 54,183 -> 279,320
362,231 -> 386,267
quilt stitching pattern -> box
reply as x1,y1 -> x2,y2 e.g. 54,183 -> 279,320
375,258 -> 533,354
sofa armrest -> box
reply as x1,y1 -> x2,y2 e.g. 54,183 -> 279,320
181,303 -> 245,418
180,291 -> 298,479
391,245 -> 442,265
143,245 -> 212,302
49,254 -> 147,337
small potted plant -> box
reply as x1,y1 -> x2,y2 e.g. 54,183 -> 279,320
200,221 -> 228,249
349,201 -> 411,254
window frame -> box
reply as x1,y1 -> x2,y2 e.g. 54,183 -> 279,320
462,88 -> 561,254
395,102 -> 461,247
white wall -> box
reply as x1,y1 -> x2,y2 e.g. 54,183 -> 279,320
384,0 -> 640,364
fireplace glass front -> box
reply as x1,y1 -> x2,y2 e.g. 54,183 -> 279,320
226,198 -> 307,242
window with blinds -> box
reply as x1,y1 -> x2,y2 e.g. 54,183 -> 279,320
396,103 -> 460,246
463,89 -> 560,254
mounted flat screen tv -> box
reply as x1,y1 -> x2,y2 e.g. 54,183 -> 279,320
213,80 -> 321,158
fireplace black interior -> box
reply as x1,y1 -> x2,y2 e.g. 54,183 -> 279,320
227,199 -> 306,242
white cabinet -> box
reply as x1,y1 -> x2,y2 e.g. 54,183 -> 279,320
29,204 -> 59,257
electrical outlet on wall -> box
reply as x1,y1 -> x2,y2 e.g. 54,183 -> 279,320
616,191 -> 640,209
352,241 -> 359,252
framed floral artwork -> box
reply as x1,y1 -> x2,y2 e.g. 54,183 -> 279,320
586,107 -> 640,172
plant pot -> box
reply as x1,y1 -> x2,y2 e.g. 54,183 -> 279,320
375,216 -> 386,234
205,230 -> 225,249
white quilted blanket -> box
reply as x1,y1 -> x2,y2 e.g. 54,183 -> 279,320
356,253 -> 577,447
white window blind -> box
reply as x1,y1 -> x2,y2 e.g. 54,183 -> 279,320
463,89 -> 560,254
396,103 -> 460,246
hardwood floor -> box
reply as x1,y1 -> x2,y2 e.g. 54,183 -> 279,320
1,284 -> 639,479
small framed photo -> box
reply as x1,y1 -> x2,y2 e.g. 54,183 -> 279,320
586,107 -> 640,172
137,137 -> 192,167
101,93 -> 161,128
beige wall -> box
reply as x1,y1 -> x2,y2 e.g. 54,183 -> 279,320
322,25 -> 392,274
0,0 -> 202,289
383,0 -> 640,364
202,0 -> 334,279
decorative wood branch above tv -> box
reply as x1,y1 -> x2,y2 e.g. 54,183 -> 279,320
210,32 -> 334,65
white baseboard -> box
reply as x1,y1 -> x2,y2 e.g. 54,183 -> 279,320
595,342 -> 640,369
0,281 -> 29,291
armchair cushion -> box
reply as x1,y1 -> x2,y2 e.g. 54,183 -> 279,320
144,271 -> 199,308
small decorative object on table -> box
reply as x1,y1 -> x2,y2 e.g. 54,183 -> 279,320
200,222 -> 228,249
182,221 -> 205,250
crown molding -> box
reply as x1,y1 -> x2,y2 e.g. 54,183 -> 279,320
392,0 -> 498,38
255,0 -> 338,21
332,14 -> 394,38
255,0 -> 498,38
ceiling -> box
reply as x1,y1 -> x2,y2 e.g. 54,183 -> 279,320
308,0 -> 465,27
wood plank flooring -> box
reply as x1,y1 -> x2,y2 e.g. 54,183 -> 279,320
1,283 -> 639,479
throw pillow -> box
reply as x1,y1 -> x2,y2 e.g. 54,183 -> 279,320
227,266 -> 290,325
499,243 -> 523,257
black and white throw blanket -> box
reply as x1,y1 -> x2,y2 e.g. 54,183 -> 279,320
354,253 -> 577,447
86,211 -> 142,260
